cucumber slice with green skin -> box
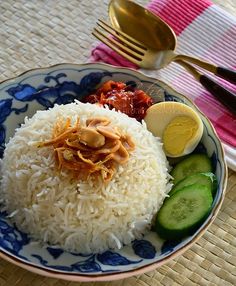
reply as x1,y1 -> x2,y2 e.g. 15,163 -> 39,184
155,184 -> 213,240
170,154 -> 212,185
169,172 -> 217,197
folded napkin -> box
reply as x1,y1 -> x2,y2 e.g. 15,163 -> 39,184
90,0 -> 236,170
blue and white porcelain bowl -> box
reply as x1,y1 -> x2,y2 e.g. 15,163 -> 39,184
0,63 -> 227,281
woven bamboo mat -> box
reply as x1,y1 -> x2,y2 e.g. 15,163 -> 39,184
0,0 -> 236,285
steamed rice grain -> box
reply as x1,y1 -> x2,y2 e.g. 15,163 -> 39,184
0,101 -> 171,253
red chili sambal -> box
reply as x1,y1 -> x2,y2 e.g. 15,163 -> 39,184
83,81 -> 153,121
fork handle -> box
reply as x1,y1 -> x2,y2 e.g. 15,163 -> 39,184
176,60 -> 236,115
199,75 -> 236,115
176,55 -> 236,85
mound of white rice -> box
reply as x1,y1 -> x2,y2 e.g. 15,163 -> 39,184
0,101 -> 171,253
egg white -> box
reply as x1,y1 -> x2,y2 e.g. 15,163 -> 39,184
144,102 -> 204,157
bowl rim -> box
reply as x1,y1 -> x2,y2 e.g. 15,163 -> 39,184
0,62 -> 228,282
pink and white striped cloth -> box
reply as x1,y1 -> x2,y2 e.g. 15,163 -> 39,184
90,0 -> 236,170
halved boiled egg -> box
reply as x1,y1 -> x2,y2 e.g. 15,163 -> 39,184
144,102 -> 204,157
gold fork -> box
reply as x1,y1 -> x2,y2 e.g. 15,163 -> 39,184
92,20 -> 236,115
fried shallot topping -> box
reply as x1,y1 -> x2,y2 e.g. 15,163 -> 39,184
37,117 -> 135,182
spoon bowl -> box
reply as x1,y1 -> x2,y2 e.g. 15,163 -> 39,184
108,0 -> 176,51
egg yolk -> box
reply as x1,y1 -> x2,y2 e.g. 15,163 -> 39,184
163,116 -> 198,156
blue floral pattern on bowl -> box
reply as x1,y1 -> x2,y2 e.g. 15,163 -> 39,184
0,63 -> 227,281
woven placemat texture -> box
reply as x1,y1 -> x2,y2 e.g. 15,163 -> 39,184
0,0 -> 236,285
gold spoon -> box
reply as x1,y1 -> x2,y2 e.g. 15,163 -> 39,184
108,0 -> 236,84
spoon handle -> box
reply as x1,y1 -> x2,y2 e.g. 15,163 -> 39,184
176,60 -> 236,115
216,67 -> 236,84
176,55 -> 236,85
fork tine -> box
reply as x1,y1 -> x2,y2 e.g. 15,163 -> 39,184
93,27 -> 143,59
92,29 -> 141,65
98,20 -> 146,48
97,19 -> 146,54
93,27 -> 142,63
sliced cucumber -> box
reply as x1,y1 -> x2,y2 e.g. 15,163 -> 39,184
169,172 -> 217,197
155,184 -> 213,240
171,154 -> 212,185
